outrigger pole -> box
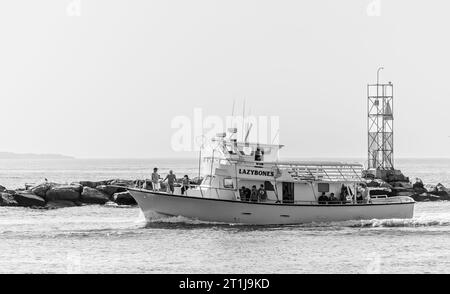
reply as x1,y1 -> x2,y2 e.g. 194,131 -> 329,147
198,143 -> 202,179
244,123 -> 253,143
197,133 -> 205,179
241,100 -> 246,142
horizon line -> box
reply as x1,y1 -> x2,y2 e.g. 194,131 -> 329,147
41,156 -> 450,160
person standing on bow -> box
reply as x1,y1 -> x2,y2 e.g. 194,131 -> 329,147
162,170 -> 177,194
151,167 -> 161,191
181,175 -> 190,195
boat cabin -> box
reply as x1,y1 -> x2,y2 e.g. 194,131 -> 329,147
191,134 -> 364,205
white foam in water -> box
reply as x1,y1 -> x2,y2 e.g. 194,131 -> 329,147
144,211 -> 226,225
140,215 -> 450,228
350,218 -> 449,228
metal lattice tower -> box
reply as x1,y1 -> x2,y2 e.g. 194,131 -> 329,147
367,68 -> 394,170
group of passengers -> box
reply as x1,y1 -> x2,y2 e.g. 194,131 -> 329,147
141,167 -> 190,195
239,185 -> 268,202
318,184 -> 370,204
317,192 -> 342,204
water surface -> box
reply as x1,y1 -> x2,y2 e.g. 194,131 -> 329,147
0,202 -> 449,274
0,158 -> 449,273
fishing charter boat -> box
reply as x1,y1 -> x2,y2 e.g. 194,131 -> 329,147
128,130 -> 414,225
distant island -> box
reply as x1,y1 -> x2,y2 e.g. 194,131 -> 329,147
0,152 -> 75,159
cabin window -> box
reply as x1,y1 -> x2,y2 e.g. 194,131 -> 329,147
223,178 -> 234,189
318,183 -> 330,193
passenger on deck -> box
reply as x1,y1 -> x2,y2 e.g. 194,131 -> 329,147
318,192 -> 329,204
255,147 -> 264,165
239,186 -> 246,200
250,185 -> 259,202
258,184 -> 268,201
244,187 -> 251,201
329,193 -> 337,203
340,184 -> 349,199
240,186 -> 251,201
151,168 -> 161,191
181,175 -> 190,195
162,170 -> 177,194
356,193 -> 363,203
356,185 -> 364,203
362,186 -> 370,203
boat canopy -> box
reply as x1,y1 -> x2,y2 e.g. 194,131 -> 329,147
207,138 -> 283,163
276,161 -> 363,183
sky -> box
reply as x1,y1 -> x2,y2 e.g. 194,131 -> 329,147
0,0 -> 449,159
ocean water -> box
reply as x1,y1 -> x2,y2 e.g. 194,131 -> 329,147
0,158 -> 449,273
1,158 -> 449,189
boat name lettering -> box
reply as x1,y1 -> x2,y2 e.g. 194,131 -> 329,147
238,169 -> 274,177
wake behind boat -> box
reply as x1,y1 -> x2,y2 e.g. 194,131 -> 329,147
128,129 -> 414,225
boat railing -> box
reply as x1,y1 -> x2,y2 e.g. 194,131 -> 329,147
246,198 -> 413,205
189,184 -> 237,199
370,194 -> 388,199
370,196 -> 415,203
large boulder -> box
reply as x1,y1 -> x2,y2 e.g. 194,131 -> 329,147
429,190 -> 450,200
0,185 -> 6,192
31,182 -> 60,197
107,179 -> 134,187
45,185 -> 81,201
390,182 -> 413,189
438,192 -> 450,201
80,187 -> 110,204
413,186 -> 428,195
45,200 -> 78,209
13,191 -> 46,207
429,183 -> 450,200
113,191 -> 137,205
77,181 -> 108,189
412,179 -> 425,189
411,193 -> 441,202
367,180 -> 380,188
386,173 -> 409,183
0,193 -> 18,206
95,185 -> 127,197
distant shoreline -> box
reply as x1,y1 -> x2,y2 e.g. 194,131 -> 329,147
0,152 -> 75,160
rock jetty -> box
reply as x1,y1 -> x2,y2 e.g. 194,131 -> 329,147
0,179 -> 142,209
363,176 -> 450,202
0,176 -> 448,209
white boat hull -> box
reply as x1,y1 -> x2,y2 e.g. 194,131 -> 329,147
129,188 -> 415,225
